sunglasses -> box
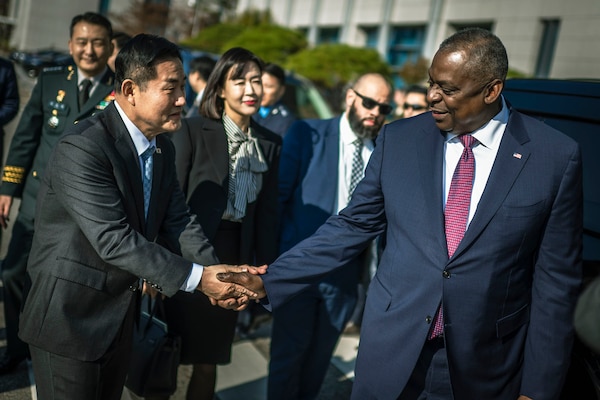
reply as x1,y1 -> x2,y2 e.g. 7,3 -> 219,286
403,103 -> 428,111
351,89 -> 393,115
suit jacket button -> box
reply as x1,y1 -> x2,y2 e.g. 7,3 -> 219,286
426,316 -> 432,324
442,270 -> 451,278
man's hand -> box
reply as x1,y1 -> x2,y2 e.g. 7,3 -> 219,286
0,194 -> 13,229
199,264 -> 267,311
211,267 -> 267,310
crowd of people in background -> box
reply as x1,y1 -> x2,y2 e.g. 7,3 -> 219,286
0,10 -> 588,400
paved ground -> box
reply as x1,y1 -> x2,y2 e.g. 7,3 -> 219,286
0,59 -> 358,399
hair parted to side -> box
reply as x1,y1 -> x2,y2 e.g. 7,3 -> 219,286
200,47 -> 265,120
114,33 -> 182,94
70,12 -> 113,39
438,27 -> 508,85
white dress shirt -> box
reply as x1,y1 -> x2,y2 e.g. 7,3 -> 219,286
114,101 -> 202,292
443,97 -> 509,226
336,112 -> 375,213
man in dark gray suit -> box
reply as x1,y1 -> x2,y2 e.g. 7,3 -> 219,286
18,34 -> 261,400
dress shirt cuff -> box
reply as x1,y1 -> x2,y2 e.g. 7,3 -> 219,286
181,263 -> 203,292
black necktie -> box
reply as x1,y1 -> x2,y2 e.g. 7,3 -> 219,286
79,79 -> 92,108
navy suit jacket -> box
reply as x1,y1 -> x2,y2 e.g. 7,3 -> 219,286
264,108 -> 583,399
278,116 -> 363,289
278,117 -> 341,253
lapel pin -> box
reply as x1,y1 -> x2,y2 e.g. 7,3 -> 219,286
512,152 -> 522,159
155,148 -> 161,154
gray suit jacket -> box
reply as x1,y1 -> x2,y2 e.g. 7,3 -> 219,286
19,102 -> 218,361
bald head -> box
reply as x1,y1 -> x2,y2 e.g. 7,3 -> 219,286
345,73 -> 393,140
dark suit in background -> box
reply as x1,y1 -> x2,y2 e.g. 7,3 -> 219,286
268,72 -> 393,400
0,56 -> 20,162
270,116 -> 363,399
252,100 -> 296,137
0,63 -> 114,368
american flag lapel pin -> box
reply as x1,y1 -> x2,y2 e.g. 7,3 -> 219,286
512,152 -> 522,159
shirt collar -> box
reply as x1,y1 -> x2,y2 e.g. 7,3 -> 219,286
114,100 -> 156,156
77,66 -> 108,86
445,96 -> 509,150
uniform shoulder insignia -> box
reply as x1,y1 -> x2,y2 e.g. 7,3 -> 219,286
42,65 -> 69,74
278,105 -> 288,117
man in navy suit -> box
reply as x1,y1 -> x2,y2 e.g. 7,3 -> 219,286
220,28 -> 583,400
270,73 -> 392,400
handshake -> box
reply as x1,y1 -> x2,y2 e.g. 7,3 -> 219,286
199,264 -> 268,311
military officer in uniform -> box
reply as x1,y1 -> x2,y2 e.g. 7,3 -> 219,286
0,11 -> 115,374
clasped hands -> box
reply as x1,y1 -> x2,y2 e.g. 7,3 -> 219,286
199,264 -> 267,311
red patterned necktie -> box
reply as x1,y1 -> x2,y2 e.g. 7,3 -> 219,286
429,134 -> 477,339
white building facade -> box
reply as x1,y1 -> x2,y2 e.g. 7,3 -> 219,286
236,0 -> 600,80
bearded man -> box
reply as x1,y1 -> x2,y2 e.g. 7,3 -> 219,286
269,73 -> 393,400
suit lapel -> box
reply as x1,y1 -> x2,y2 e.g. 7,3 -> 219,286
323,118 -> 340,213
418,124 -> 448,257
146,136 -> 166,236
202,118 -> 229,189
107,104 -> 146,230
78,69 -> 115,118
452,110 -> 531,260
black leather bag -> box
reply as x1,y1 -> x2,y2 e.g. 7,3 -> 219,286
125,297 -> 181,397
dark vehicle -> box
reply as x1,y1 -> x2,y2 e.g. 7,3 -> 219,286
503,78 -> 600,399
10,48 -> 73,78
180,48 -> 333,120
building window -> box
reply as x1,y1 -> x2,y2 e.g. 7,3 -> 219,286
361,26 -> 379,49
318,27 -> 340,44
387,26 -> 425,69
535,19 -> 560,78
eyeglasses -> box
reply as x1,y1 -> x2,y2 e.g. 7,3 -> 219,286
351,89 -> 393,115
403,103 -> 427,111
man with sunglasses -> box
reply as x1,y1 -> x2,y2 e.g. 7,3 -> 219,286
268,73 -> 393,400
401,84 -> 429,118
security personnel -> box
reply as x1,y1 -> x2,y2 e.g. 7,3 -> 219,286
252,62 -> 297,137
0,11 -> 115,375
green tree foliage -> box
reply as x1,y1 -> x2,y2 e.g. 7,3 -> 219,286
285,44 -> 391,88
285,44 -> 392,111
179,23 -> 245,53
179,8 -> 274,53
220,25 -> 307,65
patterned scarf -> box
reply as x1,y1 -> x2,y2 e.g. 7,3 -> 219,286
222,113 -> 268,221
